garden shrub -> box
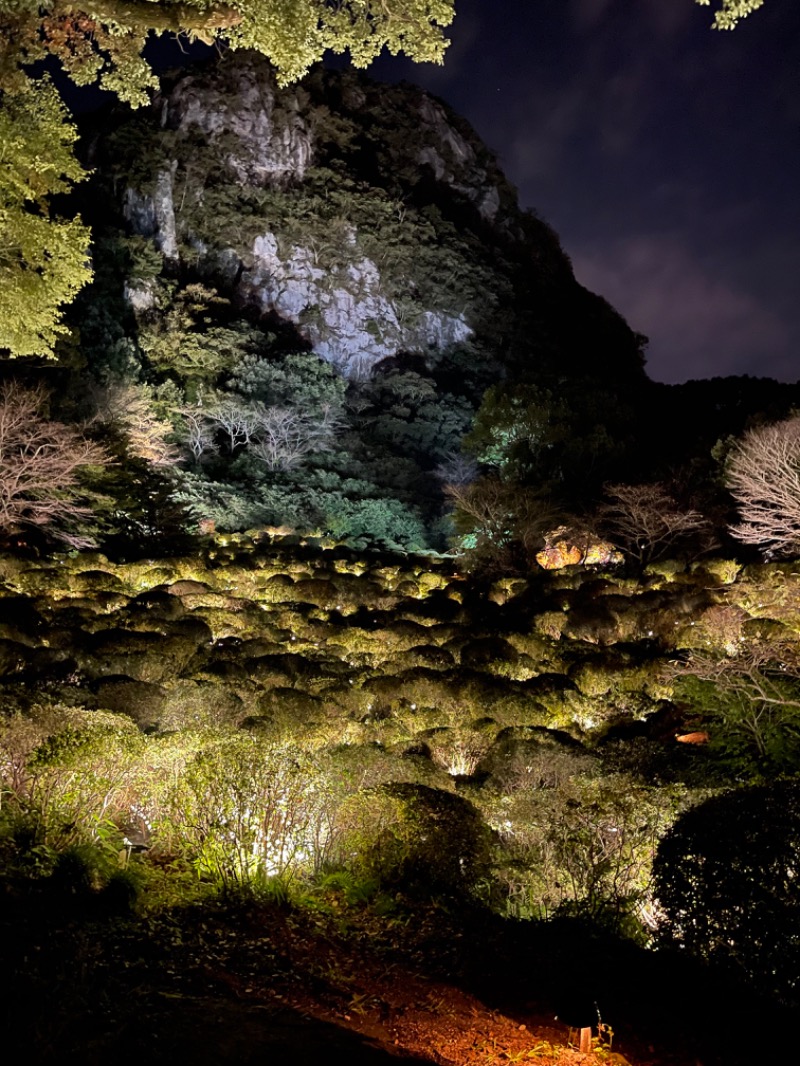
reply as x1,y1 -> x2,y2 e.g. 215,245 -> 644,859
127,589 -> 188,621
679,603 -> 749,653
532,610 -> 567,640
479,728 -> 595,793
169,616 -> 215,645
561,601 -> 620,644
695,558 -> 741,585
520,673 -> 584,733
459,635 -> 519,669
569,659 -> 616,698
389,698 -> 451,736
244,652 -> 332,688
642,559 -> 689,582
176,590 -> 244,611
158,679 -> 246,731
188,607 -> 252,639
164,579 -> 214,597
91,678 -> 167,729
255,688 -> 326,739
250,571 -> 298,605
654,780 -> 800,1007
343,782 -> 493,900
488,770 -> 677,932
93,591 -> 131,614
485,652 -> 541,682
66,570 -> 127,594
55,598 -> 119,625
570,657 -> 667,703
48,844 -> 105,897
400,644 -> 456,670
3,567 -> 58,595
170,737 -> 328,893
424,721 -> 500,778
83,630 -> 198,684
740,616 -> 797,643
291,578 -> 339,608
16,720 -> 146,850
503,630 -> 558,662
0,639 -> 31,678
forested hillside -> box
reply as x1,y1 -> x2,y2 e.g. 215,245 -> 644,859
2,36 -> 800,1066
2,540 -> 800,1063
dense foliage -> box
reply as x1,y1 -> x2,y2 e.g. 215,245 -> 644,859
1,541 -> 798,932
2,500 -> 800,1054
0,78 -> 92,358
654,779 -> 800,1008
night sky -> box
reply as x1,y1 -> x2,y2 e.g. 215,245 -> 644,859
364,0 -> 800,386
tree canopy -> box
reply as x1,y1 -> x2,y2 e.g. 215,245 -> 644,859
0,76 -> 92,357
697,0 -> 765,30
0,1 -> 455,102
726,414 -> 800,558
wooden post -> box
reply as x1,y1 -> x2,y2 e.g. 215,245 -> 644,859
578,1026 -> 592,1053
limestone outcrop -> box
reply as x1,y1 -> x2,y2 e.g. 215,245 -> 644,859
105,52 -> 594,380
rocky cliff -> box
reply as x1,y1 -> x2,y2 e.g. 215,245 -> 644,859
73,53 -> 646,549
95,51 -> 642,383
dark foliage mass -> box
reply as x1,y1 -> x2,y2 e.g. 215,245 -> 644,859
654,779 -> 800,1008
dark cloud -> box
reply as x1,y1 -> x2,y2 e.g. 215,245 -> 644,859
572,236 -> 792,383
573,0 -> 693,37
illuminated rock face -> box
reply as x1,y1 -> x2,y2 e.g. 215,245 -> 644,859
109,52 -> 643,387
416,97 -> 501,222
112,52 -> 529,379
161,59 -> 315,186
536,527 -> 623,570
236,234 -> 471,377
123,168 -> 178,260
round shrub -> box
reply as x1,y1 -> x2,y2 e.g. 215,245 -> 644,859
346,782 -> 493,900
91,678 -> 167,730
654,780 -> 800,1007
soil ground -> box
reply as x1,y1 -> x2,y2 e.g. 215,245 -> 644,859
1,885 -> 792,1066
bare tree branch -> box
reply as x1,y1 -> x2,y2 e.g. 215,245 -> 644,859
250,404 -> 342,472
727,415 -> 800,558
205,398 -> 264,452
0,380 -> 110,548
665,639 -> 800,768
434,452 -> 478,487
444,476 -> 563,571
599,482 -> 713,567
88,380 -> 179,467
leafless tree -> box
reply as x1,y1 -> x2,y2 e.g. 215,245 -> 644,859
175,395 -> 343,470
444,476 -> 562,571
250,404 -> 342,472
0,380 -> 109,548
599,482 -> 713,567
665,639 -> 800,769
726,414 -> 800,558
434,452 -> 478,487
206,398 -> 264,452
177,405 -> 217,463
89,381 -> 179,467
